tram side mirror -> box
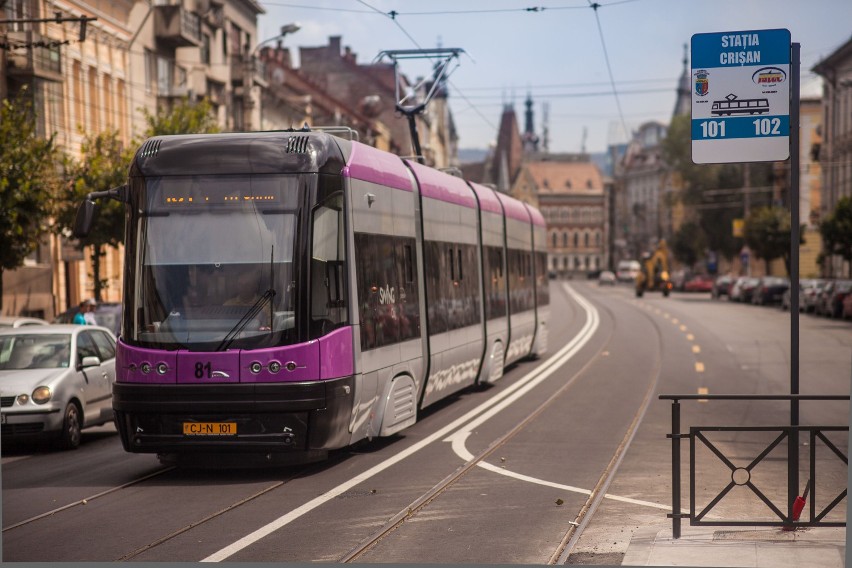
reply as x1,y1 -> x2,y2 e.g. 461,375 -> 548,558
73,185 -> 129,238
73,199 -> 97,238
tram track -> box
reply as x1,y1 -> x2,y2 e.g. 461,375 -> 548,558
4,283 -> 661,564
1,466 -> 176,533
338,283 -> 665,564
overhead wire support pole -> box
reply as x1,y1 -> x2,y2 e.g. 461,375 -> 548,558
375,48 -> 465,164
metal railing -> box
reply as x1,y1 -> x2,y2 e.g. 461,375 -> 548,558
660,394 -> 848,538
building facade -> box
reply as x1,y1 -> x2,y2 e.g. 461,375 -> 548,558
523,158 -> 606,277
2,4 -> 462,317
813,36 -> 852,277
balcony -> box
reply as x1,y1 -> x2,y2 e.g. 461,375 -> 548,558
4,30 -> 63,82
153,4 -> 201,48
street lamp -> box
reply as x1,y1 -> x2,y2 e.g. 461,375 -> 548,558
243,23 -> 301,131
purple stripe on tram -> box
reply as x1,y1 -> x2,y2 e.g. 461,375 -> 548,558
117,332 -> 352,384
343,142 -> 412,191
496,192 -> 532,223
468,182 -> 503,215
319,326 -> 354,379
525,203 -> 546,227
406,160 -> 477,209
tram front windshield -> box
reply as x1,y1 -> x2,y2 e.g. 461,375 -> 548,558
130,174 -> 303,351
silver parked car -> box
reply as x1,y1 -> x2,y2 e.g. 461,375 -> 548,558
0,324 -> 117,449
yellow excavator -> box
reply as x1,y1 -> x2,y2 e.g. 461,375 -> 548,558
635,239 -> 673,298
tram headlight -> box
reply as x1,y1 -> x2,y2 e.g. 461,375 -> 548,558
140,362 -> 152,374
32,386 -> 52,405
249,361 -> 263,374
156,362 -> 169,375
16,394 -> 29,405
268,361 -> 281,374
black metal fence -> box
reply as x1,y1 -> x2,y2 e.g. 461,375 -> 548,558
660,394 -> 849,538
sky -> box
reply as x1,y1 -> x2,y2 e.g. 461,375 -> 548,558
256,0 -> 852,155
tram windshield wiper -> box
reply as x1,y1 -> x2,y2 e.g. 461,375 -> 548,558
216,288 -> 276,352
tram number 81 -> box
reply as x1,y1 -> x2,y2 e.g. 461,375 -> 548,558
195,362 -> 212,378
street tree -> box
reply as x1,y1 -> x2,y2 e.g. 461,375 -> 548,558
670,220 -> 706,270
0,89 -> 61,311
819,196 -> 852,276
55,130 -> 131,302
141,97 -> 220,137
743,206 -> 796,275
661,114 -> 774,263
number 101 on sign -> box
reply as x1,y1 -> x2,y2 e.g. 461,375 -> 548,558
699,120 -> 726,138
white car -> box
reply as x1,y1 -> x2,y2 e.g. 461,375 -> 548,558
0,324 -> 117,449
616,260 -> 641,283
0,316 -> 49,328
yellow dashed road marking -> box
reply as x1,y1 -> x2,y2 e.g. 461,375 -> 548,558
686,333 -> 695,341
680,324 -> 687,332
695,362 -> 705,373
672,318 -> 679,324
692,345 -> 701,354
698,387 -> 709,402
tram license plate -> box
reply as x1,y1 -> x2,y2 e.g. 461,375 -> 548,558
182,422 -> 236,435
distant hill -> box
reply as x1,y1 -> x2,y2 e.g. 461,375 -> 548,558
458,148 -> 488,164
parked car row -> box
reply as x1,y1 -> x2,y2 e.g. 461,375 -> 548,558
713,274 -> 852,320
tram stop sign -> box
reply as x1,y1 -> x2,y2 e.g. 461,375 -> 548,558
691,28 -> 791,164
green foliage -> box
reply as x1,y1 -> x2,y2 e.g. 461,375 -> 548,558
0,89 -> 61,276
141,97 -> 221,138
670,221 -> 706,269
820,196 -> 852,263
661,115 -> 777,262
54,130 -> 132,301
743,206 -> 803,275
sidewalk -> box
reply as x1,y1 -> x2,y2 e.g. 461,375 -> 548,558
622,525 -> 846,567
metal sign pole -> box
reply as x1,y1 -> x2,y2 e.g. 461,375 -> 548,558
788,41 -> 801,522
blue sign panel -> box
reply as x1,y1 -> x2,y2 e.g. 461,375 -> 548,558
691,29 -> 791,164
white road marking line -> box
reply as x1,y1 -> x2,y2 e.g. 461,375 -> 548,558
203,283 -> 599,562
447,287 -> 687,515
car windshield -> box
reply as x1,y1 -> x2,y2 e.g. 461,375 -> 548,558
0,334 -> 72,370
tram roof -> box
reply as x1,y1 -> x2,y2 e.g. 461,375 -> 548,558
343,141 -> 413,191
468,182 -> 503,215
405,160 -> 477,210
495,192 -> 533,224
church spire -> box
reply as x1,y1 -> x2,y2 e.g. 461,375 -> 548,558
673,43 -> 691,117
522,92 -> 539,153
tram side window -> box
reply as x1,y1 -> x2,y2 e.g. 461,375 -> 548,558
310,192 -> 347,338
508,249 -> 534,315
535,251 -> 550,306
424,241 -> 481,333
355,233 -> 419,350
484,245 -> 506,321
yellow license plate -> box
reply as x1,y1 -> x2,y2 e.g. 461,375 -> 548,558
182,422 -> 237,436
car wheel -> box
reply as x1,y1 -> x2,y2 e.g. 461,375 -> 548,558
58,402 -> 82,450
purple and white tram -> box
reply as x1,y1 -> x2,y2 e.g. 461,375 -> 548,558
97,131 -> 548,463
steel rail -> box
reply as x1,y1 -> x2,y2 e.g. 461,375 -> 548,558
551,288 -> 665,563
340,283 -> 611,563
1,466 -> 175,532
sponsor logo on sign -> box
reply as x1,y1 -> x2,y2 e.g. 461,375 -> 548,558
752,66 -> 786,86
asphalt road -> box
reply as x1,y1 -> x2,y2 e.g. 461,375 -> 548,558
2,280 -> 849,564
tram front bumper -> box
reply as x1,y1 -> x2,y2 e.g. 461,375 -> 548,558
112,376 -> 354,454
